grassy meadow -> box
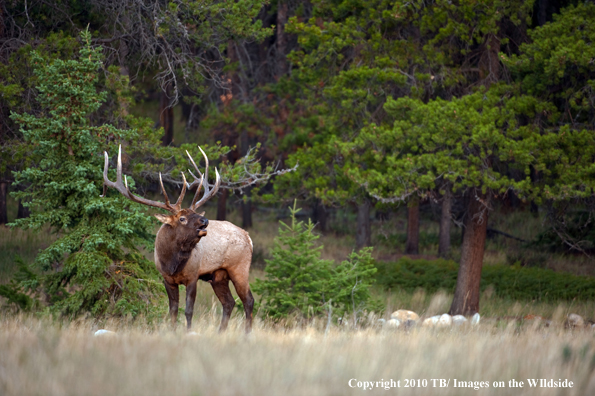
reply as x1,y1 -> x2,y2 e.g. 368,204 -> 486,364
1,202 -> 595,395
1,314 -> 594,396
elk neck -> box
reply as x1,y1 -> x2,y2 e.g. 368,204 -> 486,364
156,225 -> 203,276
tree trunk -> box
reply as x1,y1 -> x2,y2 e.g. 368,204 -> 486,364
312,200 -> 328,233
479,33 -> 501,85
17,200 -> 30,219
535,0 -> 548,26
217,189 -> 228,221
239,130 -> 252,229
160,84 -> 174,146
355,200 -> 371,250
375,208 -> 389,221
530,165 -> 539,217
438,189 -> 452,257
405,197 -> 419,255
117,34 -> 130,119
449,190 -> 489,316
241,189 -> 253,229
276,0 -> 289,76
0,181 -> 7,225
227,40 -> 247,101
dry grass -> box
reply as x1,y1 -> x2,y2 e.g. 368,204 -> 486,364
1,314 -> 594,396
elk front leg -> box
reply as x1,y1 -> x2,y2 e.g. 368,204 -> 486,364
164,280 -> 180,328
185,280 -> 198,331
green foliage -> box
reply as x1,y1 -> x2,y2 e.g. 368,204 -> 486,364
252,202 -> 378,322
0,32 -> 81,175
376,257 -> 595,302
505,3 -> 595,125
273,0 -> 412,205
376,229 -> 440,250
502,2 -> 595,207
330,248 -> 381,319
347,84 -> 595,203
530,206 -> 595,253
8,30 -> 162,318
275,0 -> 535,206
0,256 -> 37,311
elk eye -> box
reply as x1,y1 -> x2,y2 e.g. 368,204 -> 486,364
179,217 -> 187,224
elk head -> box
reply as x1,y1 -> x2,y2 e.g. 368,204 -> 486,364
101,145 -> 221,251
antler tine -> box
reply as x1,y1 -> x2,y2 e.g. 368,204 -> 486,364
186,149 -> 204,179
100,145 -> 178,213
172,172 -> 187,210
117,144 -> 123,184
188,169 -> 204,207
193,167 -> 220,210
158,173 -> 172,207
186,146 -> 221,210
198,146 -> 209,180
186,149 -> 205,208
100,151 -> 110,198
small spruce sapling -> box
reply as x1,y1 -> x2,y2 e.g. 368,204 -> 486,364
252,201 -> 378,324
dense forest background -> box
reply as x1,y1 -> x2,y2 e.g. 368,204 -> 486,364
2,0 -> 595,319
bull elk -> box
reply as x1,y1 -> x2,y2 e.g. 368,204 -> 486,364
101,146 -> 254,333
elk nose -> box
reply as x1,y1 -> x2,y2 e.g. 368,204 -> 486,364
202,218 -> 209,227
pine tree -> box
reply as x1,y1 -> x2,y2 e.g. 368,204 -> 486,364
252,201 -> 378,323
346,85 -> 595,315
5,30 -> 162,317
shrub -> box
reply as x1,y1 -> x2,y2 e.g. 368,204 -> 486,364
376,257 -> 595,302
252,202 -> 379,323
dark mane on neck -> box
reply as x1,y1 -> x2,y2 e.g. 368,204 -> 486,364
157,230 -> 202,276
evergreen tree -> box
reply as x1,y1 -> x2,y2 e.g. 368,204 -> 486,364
6,30 -> 162,317
274,0 -> 534,248
346,85 -> 595,315
252,202 -> 378,323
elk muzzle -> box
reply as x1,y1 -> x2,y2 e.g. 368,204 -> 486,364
197,218 -> 208,237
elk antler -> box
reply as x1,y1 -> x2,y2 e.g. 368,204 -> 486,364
101,145 -> 187,213
186,146 -> 221,210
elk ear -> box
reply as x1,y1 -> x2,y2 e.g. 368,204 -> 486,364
197,211 -> 205,217
154,213 -> 174,225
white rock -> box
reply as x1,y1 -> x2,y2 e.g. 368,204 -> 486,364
567,313 -> 585,328
378,319 -> 386,325
94,329 -> 116,337
437,314 -> 452,327
422,315 -> 441,327
386,318 -> 401,328
186,331 -> 199,336
452,315 -> 468,326
391,310 -> 420,323
471,313 -> 481,325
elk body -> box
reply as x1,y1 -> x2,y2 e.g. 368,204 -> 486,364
102,146 -> 254,333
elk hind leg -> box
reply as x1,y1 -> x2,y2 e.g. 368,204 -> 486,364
228,265 -> 254,334
210,270 -> 235,332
